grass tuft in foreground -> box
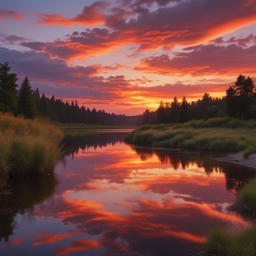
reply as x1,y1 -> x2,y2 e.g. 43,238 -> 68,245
0,113 -> 64,187
203,225 -> 256,256
238,177 -> 256,212
124,117 -> 256,157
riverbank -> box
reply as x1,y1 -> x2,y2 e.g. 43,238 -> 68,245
124,117 -> 256,158
58,123 -> 137,134
0,113 -> 64,189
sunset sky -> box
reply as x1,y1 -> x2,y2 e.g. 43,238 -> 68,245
1,0 -> 256,115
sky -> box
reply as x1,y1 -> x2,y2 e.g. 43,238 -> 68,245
1,0 -> 256,115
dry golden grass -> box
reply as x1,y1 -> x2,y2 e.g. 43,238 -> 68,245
0,113 -> 64,184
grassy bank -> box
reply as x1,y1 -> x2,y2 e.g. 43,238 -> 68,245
204,225 -> 256,256
238,177 -> 256,213
124,117 -> 256,158
58,123 -> 137,134
203,177 -> 256,255
0,113 -> 63,188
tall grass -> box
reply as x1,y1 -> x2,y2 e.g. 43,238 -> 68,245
124,117 -> 256,157
203,225 -> 256,256
238,178 -> 256,212
0,113 -> 64,187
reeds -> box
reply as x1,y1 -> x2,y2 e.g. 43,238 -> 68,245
124,117 -> 256,157
0,113 -> 64,184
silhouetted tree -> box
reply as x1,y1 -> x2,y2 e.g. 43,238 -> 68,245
156,101 -> 165,124
226,75 -> 255,119
179,96 -> 189,123
170,97 -> 180,123
40,93 -> 51,117
0,62 -> 18,113
18,76 -> 38,119
225,86 -> 237,117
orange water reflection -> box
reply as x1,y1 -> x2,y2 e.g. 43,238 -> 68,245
1,132 -> 255,256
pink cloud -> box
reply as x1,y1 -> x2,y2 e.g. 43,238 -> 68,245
0,9 -> 24,21
20,0 -> 256,61
37,1 -> 107,27
135,43 -> 256,76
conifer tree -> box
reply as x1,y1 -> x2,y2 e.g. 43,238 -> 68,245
227,75 -> 255,119
156,101 -> 165,124
40,93 -> 51,117
225,86 -> 237,117
0,62 -> 18,113
18,76 -> 38,119
170,97 -> 180,123
179,96 -> 189,123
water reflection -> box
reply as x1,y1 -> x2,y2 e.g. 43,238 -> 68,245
63,133 -> 126,158
0,132 -> 255,256
0,173 -> 58,242
132,146 -> 256,194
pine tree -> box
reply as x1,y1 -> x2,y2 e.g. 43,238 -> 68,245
18,76 -> 38,119
40,93 -> 51,117
170,97 -> 180,123
225,86 -> 237,117
0,62 -> 18,113
179,96 -> 189,123
156,101 -> 165,124
229,75 -> 255,119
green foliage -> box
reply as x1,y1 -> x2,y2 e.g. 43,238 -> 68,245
18,76 -> 38,119
124,117 -> 256,157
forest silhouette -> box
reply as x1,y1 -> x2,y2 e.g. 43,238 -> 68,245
0,62 -> 255,126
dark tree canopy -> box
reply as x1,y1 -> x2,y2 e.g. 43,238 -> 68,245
226,74 -> 255,119
18,76 -> 38,119
0,62 -> 18,113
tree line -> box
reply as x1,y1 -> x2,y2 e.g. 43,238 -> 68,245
1,62 -> 255,126
0,62 -> 142,126
142,75 -> 255,125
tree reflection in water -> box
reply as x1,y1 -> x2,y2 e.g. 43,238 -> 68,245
0,173 -> 58,242
0,132 -> 255,256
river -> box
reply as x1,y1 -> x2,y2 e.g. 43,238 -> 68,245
0,130 -> 255,256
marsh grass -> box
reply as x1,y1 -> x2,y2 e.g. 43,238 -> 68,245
203,225 -> 256,256
238,178 -> 256,212
124,117 -> 256,157
0,113 -> 64,185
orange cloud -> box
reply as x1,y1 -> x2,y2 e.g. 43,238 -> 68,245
22,0 -> 256,61
55,239 -> 102,255
0,9 -> 24,21
135,43 -> 256,77
32,229 -> 83,246
37,2 -> 107,27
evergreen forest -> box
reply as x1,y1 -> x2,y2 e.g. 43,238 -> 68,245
1,62 -> 255,126
142,75 -> 256,125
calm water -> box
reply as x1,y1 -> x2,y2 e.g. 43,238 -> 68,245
1,131 -> 256,256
